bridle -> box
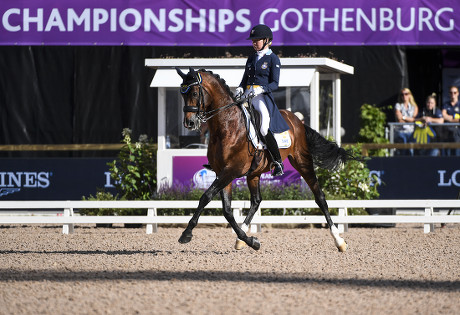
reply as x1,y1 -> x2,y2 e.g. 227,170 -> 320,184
180,72 -> 205,116
180,71 -> 241,124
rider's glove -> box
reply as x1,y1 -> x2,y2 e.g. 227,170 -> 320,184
253,86 -> 264,96
235,87 -> 244,99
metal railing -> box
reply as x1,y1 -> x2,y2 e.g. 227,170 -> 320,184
386,122 -> 460,156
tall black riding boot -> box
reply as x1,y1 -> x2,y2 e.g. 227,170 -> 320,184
263,131 -> 284,176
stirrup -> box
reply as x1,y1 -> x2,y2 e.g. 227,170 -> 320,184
270,161 -> 284,177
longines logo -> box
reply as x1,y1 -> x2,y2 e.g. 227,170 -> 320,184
438,170 -> 460,187
0,171 -> 51,197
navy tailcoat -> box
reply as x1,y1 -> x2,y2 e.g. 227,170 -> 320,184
239,50 -> 290,134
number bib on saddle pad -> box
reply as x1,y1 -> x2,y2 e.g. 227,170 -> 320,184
241,104 -> 291,150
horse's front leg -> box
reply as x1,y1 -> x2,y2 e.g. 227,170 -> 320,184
220,183 -> 260,250
178,176 -> 232,244
235,176 -> 262,250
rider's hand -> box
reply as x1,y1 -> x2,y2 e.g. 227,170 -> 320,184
253,86 -> 264,96
235,87 -> 244,99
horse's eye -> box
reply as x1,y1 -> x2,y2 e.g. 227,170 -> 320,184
192,92 -> 198,97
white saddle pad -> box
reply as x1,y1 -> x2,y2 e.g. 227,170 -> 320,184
241,105 -> 291,150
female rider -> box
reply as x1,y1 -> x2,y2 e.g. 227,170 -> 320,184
235,24 -> 290,176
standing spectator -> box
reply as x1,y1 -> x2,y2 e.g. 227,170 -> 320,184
394,88 -> 418,156
442,86 -> 460,156
415,93 -> 444,156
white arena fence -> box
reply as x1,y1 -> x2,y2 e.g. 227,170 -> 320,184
0,200 -> 459,235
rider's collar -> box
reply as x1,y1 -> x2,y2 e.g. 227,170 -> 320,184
256,48 -> 272,57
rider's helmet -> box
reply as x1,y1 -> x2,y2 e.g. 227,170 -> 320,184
246,24 -> 273,41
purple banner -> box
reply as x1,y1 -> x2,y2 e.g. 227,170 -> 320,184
1,0 -> 459,46
173,156 -> 300,189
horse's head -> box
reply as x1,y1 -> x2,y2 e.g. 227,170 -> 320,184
176,67 -> 207,131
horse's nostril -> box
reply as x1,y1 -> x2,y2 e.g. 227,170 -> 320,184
184,119 -> 194,129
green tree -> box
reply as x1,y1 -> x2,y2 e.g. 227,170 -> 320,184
358,103 -> 391,157
108,128 -> 157,202
315,143 -> 380,214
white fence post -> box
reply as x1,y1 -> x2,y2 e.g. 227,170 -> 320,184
424,207 -> 434,233
146,208 -> 158,234
232,208 -> 242,234
251,208 -> 261,233
62,208 -> 74,234
338,208 -> 348,233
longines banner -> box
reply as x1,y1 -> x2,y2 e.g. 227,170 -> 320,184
0,157 -> 458,200
0,0 -> 459,46
0,158 -> 116,201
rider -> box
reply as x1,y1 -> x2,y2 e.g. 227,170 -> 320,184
235,24 -> 290,176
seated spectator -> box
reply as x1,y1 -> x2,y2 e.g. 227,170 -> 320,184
414,93 -> 444,156
394,88 -> 418,156
442,86 -> 460,156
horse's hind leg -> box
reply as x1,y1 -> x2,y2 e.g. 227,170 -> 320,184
289,156 -> 348,252
235,176 -> 262,250
221,183 -> 261,250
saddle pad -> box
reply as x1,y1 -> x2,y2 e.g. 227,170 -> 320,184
241,105 -> 291,150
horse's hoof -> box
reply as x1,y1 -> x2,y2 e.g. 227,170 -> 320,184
178,231 -> 193,244
235,239 -> 247,250
337,241 -> 348,252
248,236 -> 261,250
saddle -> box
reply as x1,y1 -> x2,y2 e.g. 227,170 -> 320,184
239,100 -> 291,150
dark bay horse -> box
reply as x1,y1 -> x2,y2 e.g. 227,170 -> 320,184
176,67 -> 355,252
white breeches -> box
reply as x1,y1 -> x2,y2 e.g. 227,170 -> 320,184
252,94 -> 270,136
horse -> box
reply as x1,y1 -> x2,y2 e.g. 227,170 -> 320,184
176,67 -> 356,252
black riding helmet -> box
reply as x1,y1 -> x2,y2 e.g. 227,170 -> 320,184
246,24 -> 273,41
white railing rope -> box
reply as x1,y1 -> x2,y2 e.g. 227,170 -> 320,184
0,200 -> 458,235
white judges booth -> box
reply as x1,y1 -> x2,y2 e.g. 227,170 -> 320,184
145,58 -> 353,187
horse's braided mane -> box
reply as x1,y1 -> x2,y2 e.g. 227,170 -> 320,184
198,68 -> 236,101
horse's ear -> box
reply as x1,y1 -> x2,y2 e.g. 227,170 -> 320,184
188,67 -> 196,74
175,67 -> 186,79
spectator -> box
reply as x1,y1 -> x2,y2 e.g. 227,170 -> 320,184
442,86 -> 460,156
394,88 -> 418,156
414,93 -> 444,156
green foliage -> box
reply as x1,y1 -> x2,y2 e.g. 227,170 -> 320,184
315,143 -> 379,215
80,189 -> 119,216
358,103 -> 391,157
107,128 -> 157,215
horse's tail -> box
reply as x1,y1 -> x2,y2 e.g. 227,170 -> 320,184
304,124 -> 356,171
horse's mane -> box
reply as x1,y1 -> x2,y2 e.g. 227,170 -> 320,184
198,68 -> 236,101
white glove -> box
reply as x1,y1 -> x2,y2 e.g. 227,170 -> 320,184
253,86 -> 264,96
235,87 -> 244,98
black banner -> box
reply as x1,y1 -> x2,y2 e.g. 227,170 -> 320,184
0,157 -> 458,201
368,157 -> 460,199
0,158 -> 116,200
